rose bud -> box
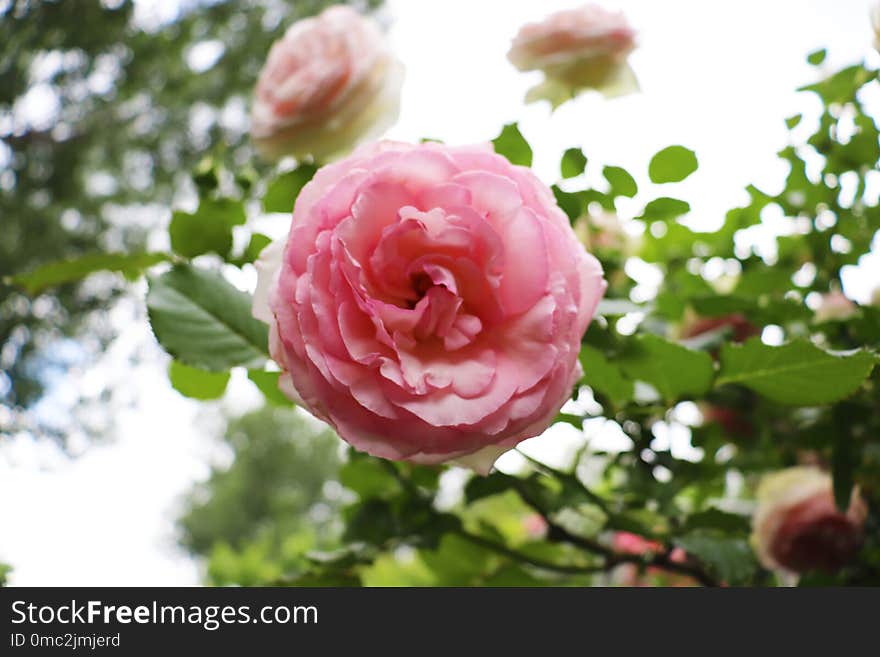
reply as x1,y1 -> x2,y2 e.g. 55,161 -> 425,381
813,290 -> 857,323
253,141 -> 607,474
523,514 -> 549,539
250,6 -> 403,162
751,467 -> 868,574
507,4 -> 637,106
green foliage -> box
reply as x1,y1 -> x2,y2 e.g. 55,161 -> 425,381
648,145 -> 699,184
807,48 -> 828,66
248,370 -> 295,407
146,264 -> 268,371
603,165 -> 638,198
673,531 -> 757,584
168,361 -> 230,400
0,563 -> 10,586
263,165 -> 318,213
717,339 -> 877,405
178,405 -> 343,584
637,197 -> 691,222
169,199 -> 246,259
560,148 -> 587,179
0,0 -> 380,420
579,345 -> 634,408
7,252 -> 170,295
492,123 -> 533,166
619,334 -> 714,401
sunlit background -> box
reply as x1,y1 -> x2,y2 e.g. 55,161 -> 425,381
1,0 -> 878,585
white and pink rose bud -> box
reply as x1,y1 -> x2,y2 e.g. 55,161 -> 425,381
751,466 -> 867,574
253,140 -> 607,474
507,4 -> 637,107
250,6 -> 403,162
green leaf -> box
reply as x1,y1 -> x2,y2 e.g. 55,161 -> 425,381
619,334 -> 714,400
492,123 -> 533,167
169,198 -> 246,259
674,530 -> 757,584
7,252 -> 170,294
247,370 -> 295,406
638,197 -> 691,222
465,471 -> 515,504
807,48 -> 827,66
560,147 -> 587,178
168,361 -> 230,400
340,456 -> 401,499
648,145 -> 698,184
237,233 -> 272,265
551,185 -> 584,223
147,264 -> 269,371
262,164 -> 318,214
579,344 -> 634,407
716,338 -> 878,405
798,65 -> 872,104
603,165 -> 638,198
785,114 -> 802,130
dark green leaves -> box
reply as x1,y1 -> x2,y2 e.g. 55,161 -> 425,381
147,264 -> 269,371
8,252 -> 169,294
603,165 -> 638,198
648,145 -> 698,184
168,361 -> 230,400
560,147 -> 587,178
619,334 -> 714,400
263,164 -> 318,214
551,185 -> 584,223
717,338 -> 877,405
492,123 -> 532,167
169,198 -> 246,259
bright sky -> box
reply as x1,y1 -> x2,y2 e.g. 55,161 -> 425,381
1,0 -> 878,585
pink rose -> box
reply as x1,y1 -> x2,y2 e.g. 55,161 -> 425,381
253,141 -> 607,473
751,467 -> 867,574
250,6 -> 403,161
507,4 -> 637,106
814,290 -> 857,323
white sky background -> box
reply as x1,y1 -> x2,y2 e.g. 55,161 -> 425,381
1,0 -> 879,585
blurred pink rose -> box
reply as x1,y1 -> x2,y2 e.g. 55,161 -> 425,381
508,4 -> 637,106
751,467 -> 867,574
814,290 -> 857,323
612,531 -> 662,555
253,141 -> 606,473
251,6 -> 403,161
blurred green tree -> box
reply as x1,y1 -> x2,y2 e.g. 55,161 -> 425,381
0,0 -> 381,432
177,405 -> 345,585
